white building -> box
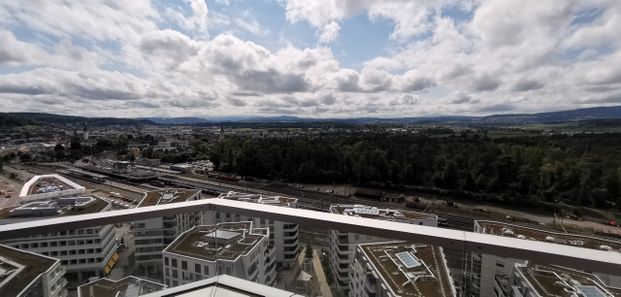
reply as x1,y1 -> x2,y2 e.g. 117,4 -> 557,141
0,195 -> 116,286
350,241 -> 456,297
0,243 -> 67,297
140,275 -> 303,297
77,275 -> 166,297
133,189 -> 203,279
329,204 -> 438,292
470,220 -> 621,297
19,174 -> 85,204
162,221 -> 276,288
204,191 -> 300,270
506,262 -> 621,297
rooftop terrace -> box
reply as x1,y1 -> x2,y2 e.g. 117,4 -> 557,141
0,195 -> 109,220
0,244 -> 57,297
359,242 -> 454,297
217,191 -> 297,207
476,220 -> 621,252
517,263 -> 621,297
19,174 -> 85,198
138,189 -> 201,207
331,204 -> 437,222
164,222 -> 267,262
78,276 -> 166,297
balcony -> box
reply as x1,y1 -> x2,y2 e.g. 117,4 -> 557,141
0,198 -> 619,297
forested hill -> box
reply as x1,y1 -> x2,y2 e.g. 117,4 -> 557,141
210,132 -> 621,209
0,113 -> 153,127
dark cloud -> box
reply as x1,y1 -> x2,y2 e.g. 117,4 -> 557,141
68,85 -> 142,100
139,30 -> 199,68
450,92 -> 476,104
334,70 -> 361,92
512,80 -> 544,92
320,94 -> 336,105
402,77 -> 435,92
0,84 -> 52,95
473,76 -> 501,92
226,97 -> 247,106
236,69 -> 308,93
477,103 -> 516,113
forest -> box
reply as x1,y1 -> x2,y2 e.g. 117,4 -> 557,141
208,132 -> 621,209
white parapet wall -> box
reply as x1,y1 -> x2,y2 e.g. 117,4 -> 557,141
19,174 -> 86,204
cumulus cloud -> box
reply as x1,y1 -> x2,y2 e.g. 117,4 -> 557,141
1,0 -> 621,117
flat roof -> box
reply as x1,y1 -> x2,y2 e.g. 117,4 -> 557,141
0,244 -> 57,297
19,174 -> 85,198
217,191 -> 297,207
164,222 -> 267,262
0,196 -> 109,220
517,263 -> 621,297
475,220 -> 621,251
78,276 -> 166,297
359,242 -> 455,297
331,204 -> 437,221
138,189 -> 201,207
139,275 -> 303,297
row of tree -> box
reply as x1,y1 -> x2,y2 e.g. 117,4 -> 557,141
208,132 -> 621,209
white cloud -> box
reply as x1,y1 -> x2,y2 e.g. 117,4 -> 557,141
318,21 -> 340,44
0,0 -> 620,117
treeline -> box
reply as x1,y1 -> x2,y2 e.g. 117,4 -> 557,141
209,133 -> 621,209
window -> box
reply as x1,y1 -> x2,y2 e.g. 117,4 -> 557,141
172,270 -> 178,278
172,258 -> 177,268
195,264 -> 201,274
204,266 -> 209,275
182,261 -> 187,270
164,257 -> 169,266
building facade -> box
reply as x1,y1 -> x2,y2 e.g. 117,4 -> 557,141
133,189 -> 203,279
0,244 -> 67,297
329,204 -> 439,293
204,191 -> 299,270
161,221 -> 276,288
470,220 -> 621,297
505,262 -> 621,297
1,193 -> 116,286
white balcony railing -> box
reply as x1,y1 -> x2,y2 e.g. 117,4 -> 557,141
0,198 -> 619,275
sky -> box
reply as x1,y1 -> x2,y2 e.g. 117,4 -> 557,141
0,0 -> 620,118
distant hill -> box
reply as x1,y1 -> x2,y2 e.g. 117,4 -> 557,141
0,112 -> 153,128
4,106 -> 621,127
479,106 -> 621,124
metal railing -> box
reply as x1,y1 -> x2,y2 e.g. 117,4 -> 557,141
0,198 -> 619,274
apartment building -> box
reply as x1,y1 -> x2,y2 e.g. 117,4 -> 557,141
133,189 -> 202,279
161,221 -> 276,288
470,220 -> 621,297
0,194 -> 116,285
77,275 -> 166,297
0,243 -> 67,297
506,262 -> 621,297
204,191 -> 299,269
350,241 -> 456,297
329,204 -> 439,292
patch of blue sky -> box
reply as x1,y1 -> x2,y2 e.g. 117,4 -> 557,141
571,7 -> 603,26
332,13 -> 394,69
441,4 -> 474,23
